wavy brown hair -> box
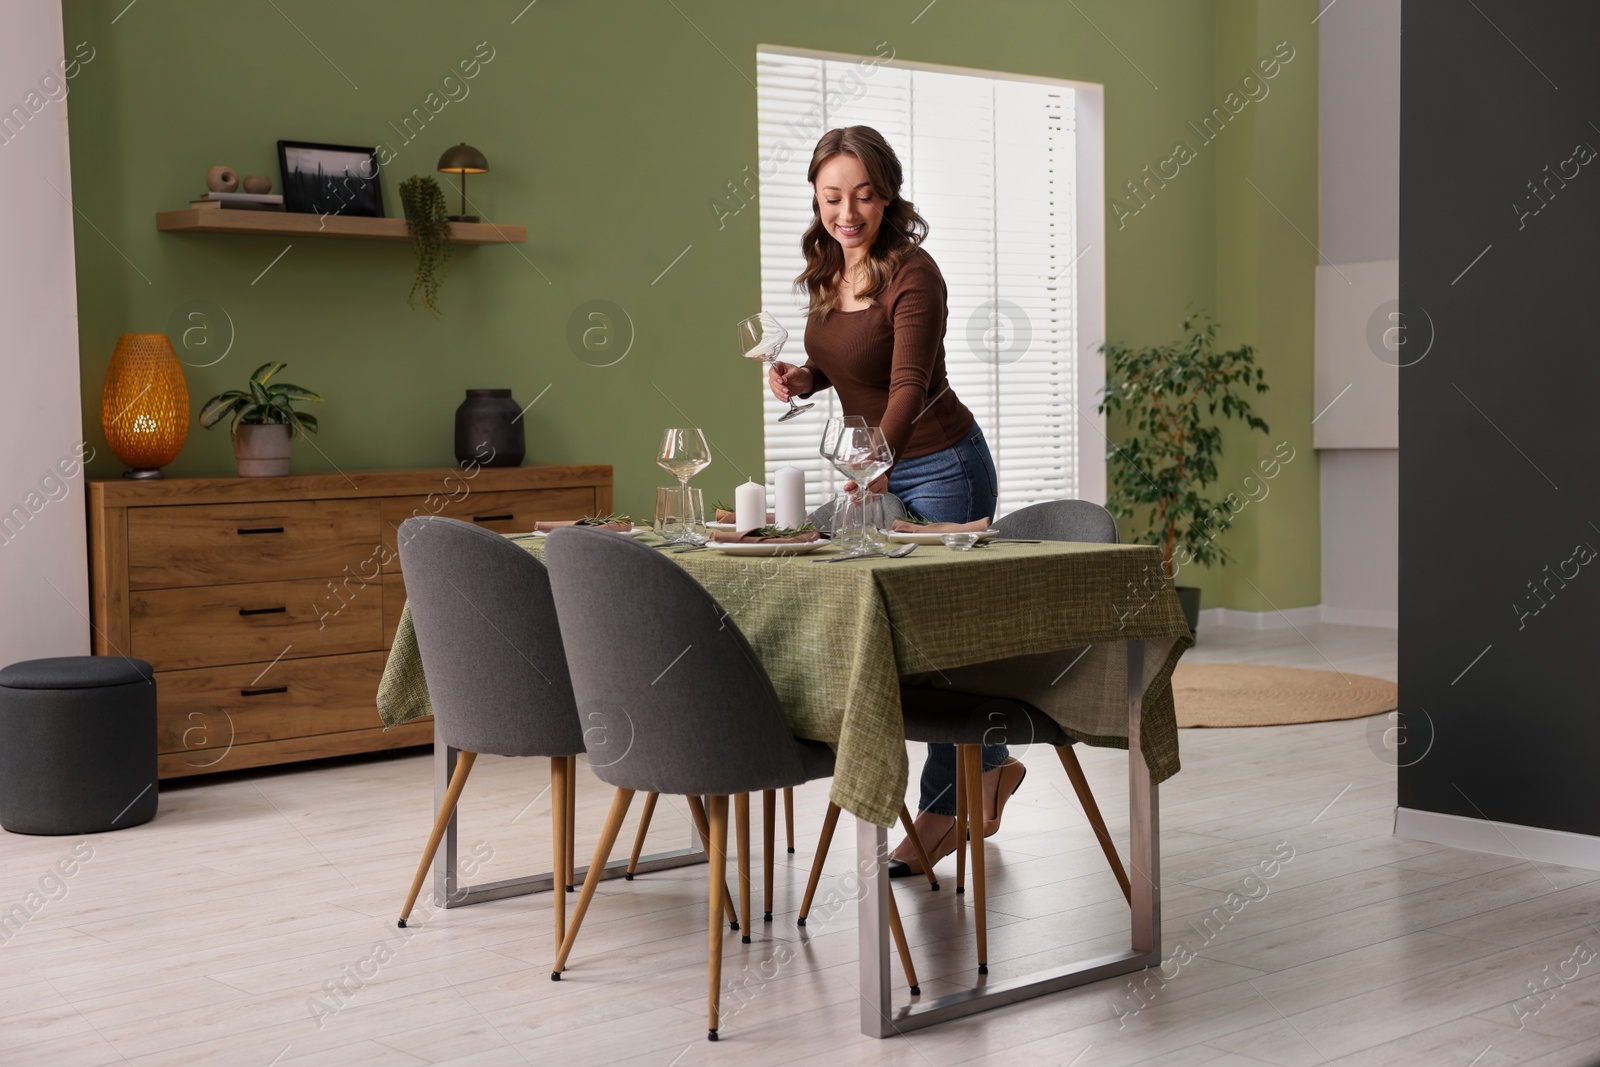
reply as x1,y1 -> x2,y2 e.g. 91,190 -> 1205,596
796,126 -> 929,320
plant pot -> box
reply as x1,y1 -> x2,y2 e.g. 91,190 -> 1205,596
234,423 -> 292,477
1175,585 -> 1202,641
454,389 -> 525,467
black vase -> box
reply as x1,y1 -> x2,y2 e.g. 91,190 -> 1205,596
454,389 -> 525,468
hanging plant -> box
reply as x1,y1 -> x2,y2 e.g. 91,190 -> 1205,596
400,175 -> 453,316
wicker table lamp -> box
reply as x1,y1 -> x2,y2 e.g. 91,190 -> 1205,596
101,333 -> 189,479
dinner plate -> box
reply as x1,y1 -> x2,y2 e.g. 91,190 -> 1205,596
884,529 -> 998,545
530,526 -> 649,537
702,540 -> 828,556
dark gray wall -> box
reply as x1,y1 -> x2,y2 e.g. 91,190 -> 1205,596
1400,1 -> 1600,835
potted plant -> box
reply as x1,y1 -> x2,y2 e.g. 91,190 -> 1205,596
1097,312 -> 1271,636
198,362 -> 323,477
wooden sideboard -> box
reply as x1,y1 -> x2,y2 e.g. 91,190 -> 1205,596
88,465 -> 612,778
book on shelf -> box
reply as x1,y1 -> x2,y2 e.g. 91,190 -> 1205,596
190,192 -> 285,211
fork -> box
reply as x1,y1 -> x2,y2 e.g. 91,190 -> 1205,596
814,544 -> 918,563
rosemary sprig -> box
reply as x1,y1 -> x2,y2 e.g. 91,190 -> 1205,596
576,512 -> 631,526
754,522 -> 817,537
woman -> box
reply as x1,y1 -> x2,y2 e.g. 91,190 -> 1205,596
768,126 -> 1026,876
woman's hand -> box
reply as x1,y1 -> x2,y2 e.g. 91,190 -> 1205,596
842,475 -> 890,495
768,363 -> 813,403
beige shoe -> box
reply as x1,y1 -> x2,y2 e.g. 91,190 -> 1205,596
982,758 -> 1027,838
888,813 -> 958,878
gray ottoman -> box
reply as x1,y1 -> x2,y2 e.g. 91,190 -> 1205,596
0,656 -> 159,835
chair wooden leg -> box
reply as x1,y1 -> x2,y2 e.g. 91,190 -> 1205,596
1057,745 -> 1133,904
797,801 -> 840,925
687,795 -> 740,929
954,750 -> 968,895
550,757 -> 569,948
707,795 -> 729,1041
551,787 -> 634,978
962,745 -> 988,973
783,786 -> 795,853
735,794 -> 753,943
398,750 -> 476,927
897,804 -> 940,891
762,789 -> 776,921
887,887 -> 921,996
625,792 -> 659,880
565,754 -> 578,892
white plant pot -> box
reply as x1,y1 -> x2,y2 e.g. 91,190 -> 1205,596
234,423 -> 292,477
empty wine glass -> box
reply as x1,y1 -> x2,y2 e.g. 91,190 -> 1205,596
830,425 -> 894,556
740,311 -> 813,422
819,415 -> 867,545
656,428 -> 711,544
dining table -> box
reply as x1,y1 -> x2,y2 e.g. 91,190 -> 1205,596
377,528 -> 1192,1037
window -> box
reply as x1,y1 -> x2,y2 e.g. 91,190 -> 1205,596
755,47 -> 1106,515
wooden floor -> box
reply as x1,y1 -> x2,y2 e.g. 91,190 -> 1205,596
5,624 -> 1599,1066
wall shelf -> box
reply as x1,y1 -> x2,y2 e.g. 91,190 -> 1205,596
155,209 -> 526,245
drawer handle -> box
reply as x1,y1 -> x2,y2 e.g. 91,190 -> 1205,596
472,514 -> 515,523
240,686 -> 288,697
238,606 -> 287,616
237,526 -> 286,535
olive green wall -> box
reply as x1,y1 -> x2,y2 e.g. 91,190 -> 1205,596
62,0 -> 1318,609
1209,0 -> 1322,611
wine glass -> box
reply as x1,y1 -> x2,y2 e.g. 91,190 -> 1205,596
819,415 -> 867,545
656,428 -> 711,544
739,311 -> 813,423
830,425 -> 894,556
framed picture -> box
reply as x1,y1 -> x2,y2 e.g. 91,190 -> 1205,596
277,140 -> 384,218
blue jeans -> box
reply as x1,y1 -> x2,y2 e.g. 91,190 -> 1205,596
887,424 -> 999,530
887,425 -> 1008,817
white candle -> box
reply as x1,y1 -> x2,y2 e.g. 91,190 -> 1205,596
735,480 -> 767,533
774,466 -> 805,529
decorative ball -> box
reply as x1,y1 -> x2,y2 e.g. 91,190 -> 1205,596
206,166 -> 238,193
242,174 -> 272,195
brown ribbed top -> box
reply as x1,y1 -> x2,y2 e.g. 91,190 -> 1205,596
801,247 -> 974,464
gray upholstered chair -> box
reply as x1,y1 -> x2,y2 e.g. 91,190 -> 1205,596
544,526 -> 919,1041
798,498 -> 1132,975
896,689 -> 1131,974
621,489 -> 915,890
393,516 -> 589,947
993,498 -> 1119,543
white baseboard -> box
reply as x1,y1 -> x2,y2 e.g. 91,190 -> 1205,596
1195,604 -> 1397,630
1395,807 -> 1600,872
1319,605 -> 1399,628
1197,605 -> 1323,630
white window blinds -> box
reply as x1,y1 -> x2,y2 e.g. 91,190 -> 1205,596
756,50 -> 1086,517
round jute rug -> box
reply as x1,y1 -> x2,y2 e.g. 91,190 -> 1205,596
1173,663 -> 1397,728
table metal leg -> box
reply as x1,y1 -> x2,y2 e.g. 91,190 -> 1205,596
854,638 -> 1162,1036
432,743 -> 707,909
1127,640 -> 1161,953
857,819 -> 894,1038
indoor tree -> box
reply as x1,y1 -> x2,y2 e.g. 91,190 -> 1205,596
1097,312 -> 1271,579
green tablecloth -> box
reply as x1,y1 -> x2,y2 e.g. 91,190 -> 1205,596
377,533 -> 1192,827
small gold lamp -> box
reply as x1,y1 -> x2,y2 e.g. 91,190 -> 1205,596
437,142 -> 489,222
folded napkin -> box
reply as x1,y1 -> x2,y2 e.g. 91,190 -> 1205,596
891,518 -> 991,534
709,527 -> 822,545
715,509 -> 775,526
535,519 -> 633,533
